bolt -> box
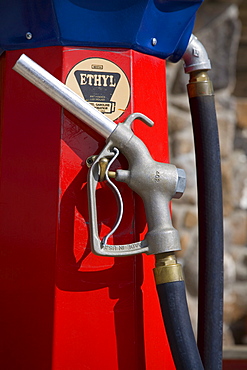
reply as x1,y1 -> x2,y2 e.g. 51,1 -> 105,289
193,48 -> 199,57
86,155 -> 98,168
151,38 -> 157,46
174,168 -> 186,199
26,32 -> 33,40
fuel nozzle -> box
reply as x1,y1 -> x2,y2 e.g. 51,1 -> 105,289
88,113 -> 186,256
13,54 -> 186,257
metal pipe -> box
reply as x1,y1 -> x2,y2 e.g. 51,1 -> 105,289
13,54 -> 117,139
183,34 -> 211,74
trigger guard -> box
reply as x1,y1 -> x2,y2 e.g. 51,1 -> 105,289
87,140 -> 149,256
100,239 -> 149,257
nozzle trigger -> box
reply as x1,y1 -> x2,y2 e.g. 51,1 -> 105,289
87,140 -> 149,256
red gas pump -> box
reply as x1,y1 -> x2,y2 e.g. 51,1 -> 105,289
0,1 -> 223,369
0,45 -> 175,370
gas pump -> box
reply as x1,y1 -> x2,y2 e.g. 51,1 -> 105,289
0,1 -> 223,369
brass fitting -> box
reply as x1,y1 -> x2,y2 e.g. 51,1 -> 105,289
86,155 -> 116,181
153,252 -> 184,285
187,70 -> 214,98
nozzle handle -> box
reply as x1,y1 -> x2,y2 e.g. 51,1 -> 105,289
87,140 -> 149,256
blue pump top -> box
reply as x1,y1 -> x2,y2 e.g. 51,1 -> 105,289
0,0 -> 203,61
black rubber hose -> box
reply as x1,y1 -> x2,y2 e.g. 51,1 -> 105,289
156,280 -> 204,370
189,95 -> 224,370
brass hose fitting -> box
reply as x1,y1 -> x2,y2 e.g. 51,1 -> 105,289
187,70 -> 214,98
183,34 -> 214,98
153,252 -> 184,285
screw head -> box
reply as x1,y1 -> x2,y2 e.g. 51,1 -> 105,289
26,32 -> 33,40
151,38 -> 157,46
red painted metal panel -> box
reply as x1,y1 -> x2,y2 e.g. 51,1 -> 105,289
0,47 -> 175,369
0,47 -> 62,369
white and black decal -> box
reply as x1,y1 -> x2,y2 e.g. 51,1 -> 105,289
66,58 -> 130,121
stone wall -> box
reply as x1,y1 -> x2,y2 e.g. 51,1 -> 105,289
167,0 -> 247,345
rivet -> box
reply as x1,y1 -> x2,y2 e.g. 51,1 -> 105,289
151,38 -> 158,46
26,32 -> 33,40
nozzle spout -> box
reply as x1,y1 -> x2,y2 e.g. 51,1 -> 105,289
13,54 -> 117,139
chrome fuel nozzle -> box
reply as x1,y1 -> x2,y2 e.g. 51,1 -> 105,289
13,55 -> 186,257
